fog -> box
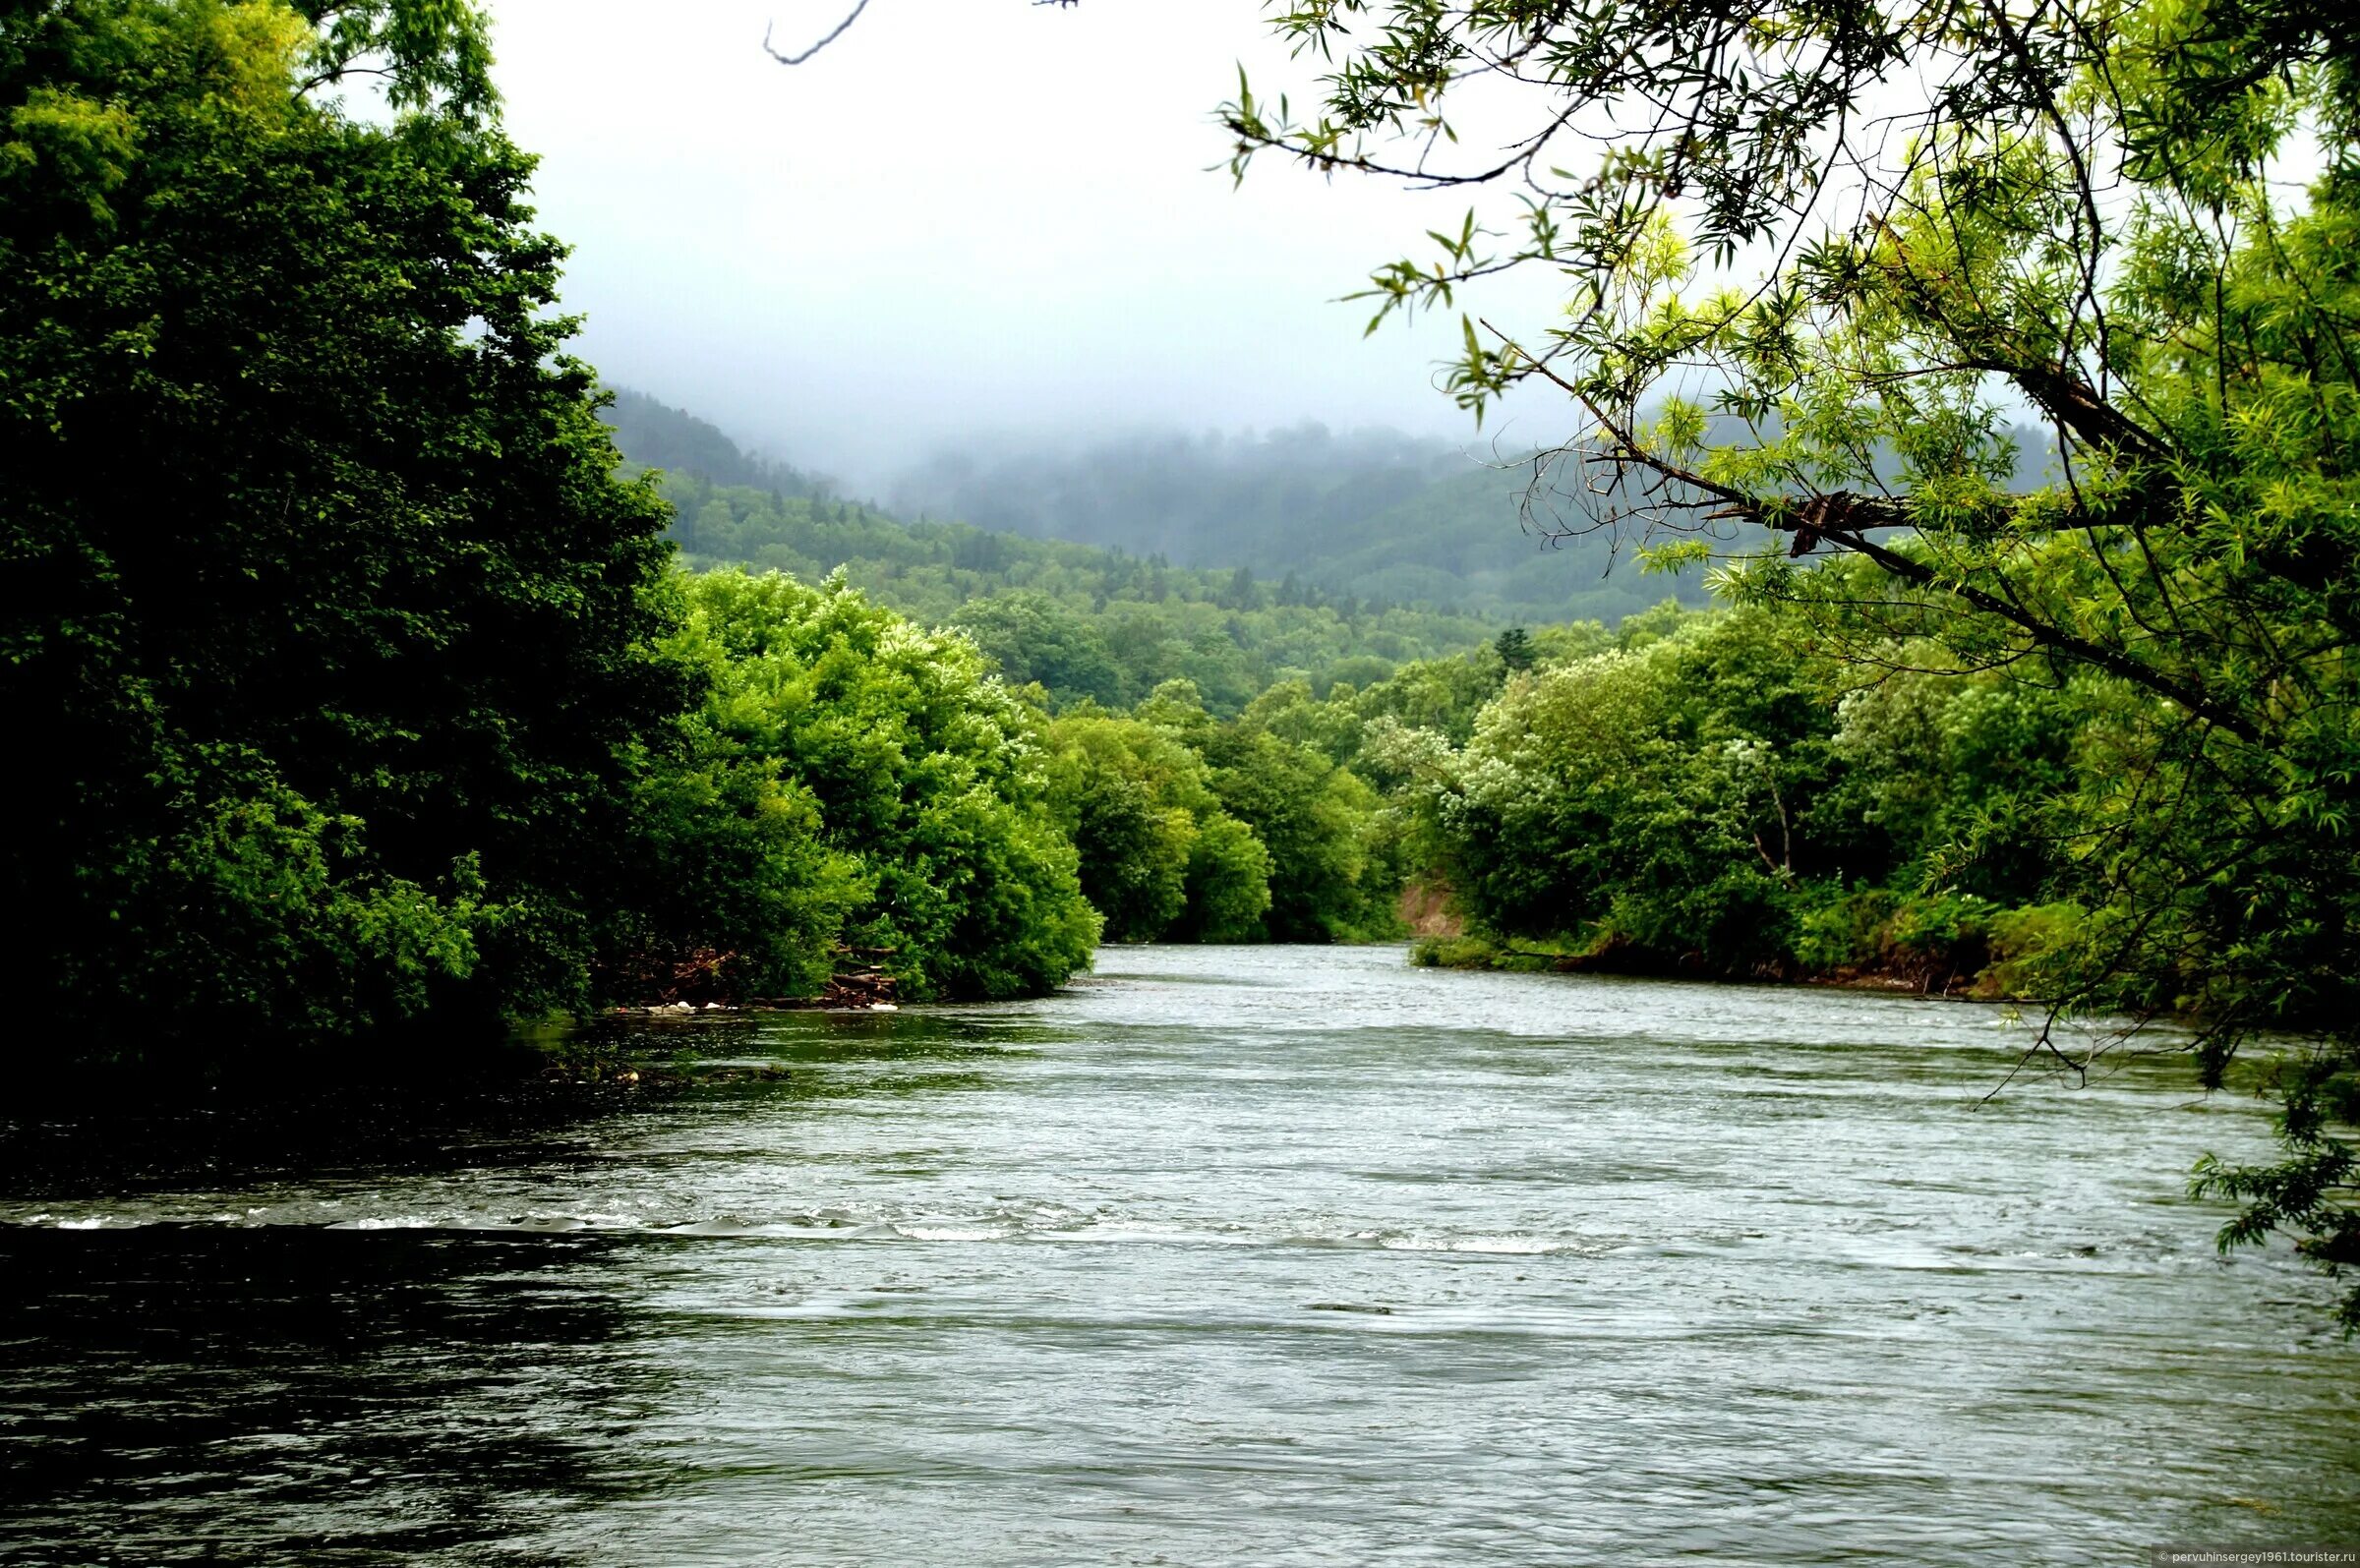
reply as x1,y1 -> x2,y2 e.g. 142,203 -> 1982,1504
483,0 -> 1576,492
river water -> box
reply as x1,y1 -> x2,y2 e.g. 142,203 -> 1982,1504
1,946 -> 2353,1565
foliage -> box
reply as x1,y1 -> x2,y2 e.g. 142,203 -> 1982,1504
1493,626 -> 1536,673
131,751 -> 486,1046
1370,606 -> 2093,986
1438,610 -> 1836,970
3,5 -> 1118,1070
1040,710 -> 1270,942
598,690 -> 858,1005
1133,681 -> 1401,943
1174,813 -> 1280,944
674,569 -> 1100,1000
1035,676 -> 1395,944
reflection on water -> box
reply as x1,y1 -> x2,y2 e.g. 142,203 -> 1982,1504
1,1230 -> 660,1566
2,946 -> 2355,1565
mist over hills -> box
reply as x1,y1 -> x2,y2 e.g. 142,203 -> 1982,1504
602,388 -> 831,498
606,391 -> 2067,630
890,424 -> 1713,621
605,391 -> 1718,622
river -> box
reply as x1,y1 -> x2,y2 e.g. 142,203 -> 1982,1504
2,945 -> 2353,1564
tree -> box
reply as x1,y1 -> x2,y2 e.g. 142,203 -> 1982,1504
1493,626 -> 1536,674
3,0 -> 690,1059
1435,610 -> 1840,970
952,592 -> 1126,709
1200,722 -> 1390,943
678,570 -> 1101,999
1222,563 -> 1260,611
1041,710 -> 1272,942
1223,0 -> 2360,1319
1391,605 -> 2081,982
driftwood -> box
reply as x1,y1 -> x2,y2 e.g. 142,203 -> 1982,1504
609,944 -> 907,1010
817,944 -> 899,1008
820,963 -> 898,1009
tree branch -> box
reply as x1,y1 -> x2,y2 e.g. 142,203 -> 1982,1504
763,1 -> 872,67
1485,320 -> 2266,746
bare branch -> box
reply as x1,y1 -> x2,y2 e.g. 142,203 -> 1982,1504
762,1 -> 872,67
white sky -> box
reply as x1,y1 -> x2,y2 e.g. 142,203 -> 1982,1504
482,0 -> 1574,489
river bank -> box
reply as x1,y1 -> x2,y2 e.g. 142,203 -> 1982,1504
1411,931 -> 2029,1000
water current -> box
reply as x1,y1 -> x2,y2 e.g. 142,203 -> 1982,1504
2,946 -> 2353,1564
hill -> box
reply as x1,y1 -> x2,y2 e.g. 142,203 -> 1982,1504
888,424 -> 1717,621
601,393 -> 1527,714
602,388 -> 828,496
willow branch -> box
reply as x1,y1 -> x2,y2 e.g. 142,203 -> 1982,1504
1485,321 -> 2264,745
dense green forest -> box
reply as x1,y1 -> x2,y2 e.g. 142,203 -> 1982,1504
600,391 -> 2103,997
888,421 -> 2065,620
1235,606 -> 2086,990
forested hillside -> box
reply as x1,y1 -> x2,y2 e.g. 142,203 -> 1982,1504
605,394 -> 1516,712
886,420 -> 2070,621
602,388 -> 827,496
888,424 -> 1718,619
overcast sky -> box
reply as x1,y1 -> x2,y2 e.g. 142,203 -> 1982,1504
482,0 -> 1573,488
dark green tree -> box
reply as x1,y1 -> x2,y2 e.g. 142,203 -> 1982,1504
3,0 -> 690,1058
1492,626 -> 1535,674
